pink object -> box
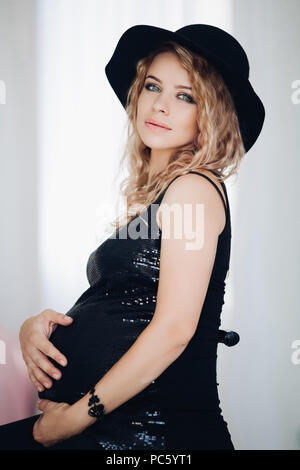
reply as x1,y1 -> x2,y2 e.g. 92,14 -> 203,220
0,325 -> 38,425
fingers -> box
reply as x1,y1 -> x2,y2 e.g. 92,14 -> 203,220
26,356 -> 54,392
26,357 -> 47,392
43,310 -> 73,327
40,311 -> 73,338
19,310 -> 72,392
23,347 -> 67,392
24,316 -> 70,368
26,344 -> 67,391
36,399 -> 52,412
37,399 -> 68,414
39,338 -> 69,367
34,345 -> 65,374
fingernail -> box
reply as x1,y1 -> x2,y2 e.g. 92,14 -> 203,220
60,359 -> 67,366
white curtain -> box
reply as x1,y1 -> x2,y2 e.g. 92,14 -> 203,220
35,0 -> 234,313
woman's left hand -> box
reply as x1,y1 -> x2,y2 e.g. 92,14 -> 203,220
33,399 -> 82,448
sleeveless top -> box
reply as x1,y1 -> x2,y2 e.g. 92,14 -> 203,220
39,170 -> 235,450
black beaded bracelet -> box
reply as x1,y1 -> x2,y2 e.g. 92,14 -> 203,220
87,386 -> 105,421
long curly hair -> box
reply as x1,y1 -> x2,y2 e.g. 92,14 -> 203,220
109,40 -> 245,233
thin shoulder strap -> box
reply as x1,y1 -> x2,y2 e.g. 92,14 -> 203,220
187,171 -> 228,213
158,170 -> 228,213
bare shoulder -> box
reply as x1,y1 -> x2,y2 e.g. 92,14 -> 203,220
189,170 -> 227,209
156,170 -> 227,235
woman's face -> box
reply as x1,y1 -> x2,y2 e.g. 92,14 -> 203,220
136,52 -> 198,156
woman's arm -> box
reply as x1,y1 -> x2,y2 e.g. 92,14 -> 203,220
33,321 -> 189,447
66,174 -> 223,433
69,320 -> 189,432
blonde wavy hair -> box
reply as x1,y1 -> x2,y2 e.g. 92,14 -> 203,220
110,40 -> 245,232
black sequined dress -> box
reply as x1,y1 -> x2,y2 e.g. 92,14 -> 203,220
38,170 -> 235,450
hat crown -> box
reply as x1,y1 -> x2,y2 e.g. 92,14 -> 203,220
176,24 -> 250,79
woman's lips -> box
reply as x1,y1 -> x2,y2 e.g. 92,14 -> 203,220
145,122 -> 171,131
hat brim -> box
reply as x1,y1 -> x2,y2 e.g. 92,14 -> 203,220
105,24 -> 265,153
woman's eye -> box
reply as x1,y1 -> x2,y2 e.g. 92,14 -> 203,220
144,83 -> 195,104
145,83 -> 159,92
179,93 -> 195,103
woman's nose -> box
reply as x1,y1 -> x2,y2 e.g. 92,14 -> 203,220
153,96 -> 169,113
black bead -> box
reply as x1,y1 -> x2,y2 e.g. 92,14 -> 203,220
88,403 -> 105,419
87,384 -> 105,420
88,395 -> 100,405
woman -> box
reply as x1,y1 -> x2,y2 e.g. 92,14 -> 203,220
0,24 -> 265,450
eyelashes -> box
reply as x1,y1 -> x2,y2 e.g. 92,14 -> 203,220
144,83 -> 196,104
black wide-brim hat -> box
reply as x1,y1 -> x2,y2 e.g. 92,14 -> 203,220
105,24 -> 265,153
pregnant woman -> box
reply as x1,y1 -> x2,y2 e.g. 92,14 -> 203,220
0,24 -> 265,450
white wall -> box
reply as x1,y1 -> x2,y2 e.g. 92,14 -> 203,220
0,0 -> 39,336
218,0 -> 300,450
0,0 -> 39,423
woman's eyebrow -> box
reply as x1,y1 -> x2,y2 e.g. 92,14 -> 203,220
145,74 -> 192,90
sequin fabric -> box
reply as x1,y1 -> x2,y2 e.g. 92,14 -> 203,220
39,171 -> 235,450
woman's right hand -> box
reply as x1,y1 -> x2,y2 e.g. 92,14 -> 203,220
19,309 -> 73,392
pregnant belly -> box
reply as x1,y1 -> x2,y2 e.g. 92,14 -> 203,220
38,299 -> 154,404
